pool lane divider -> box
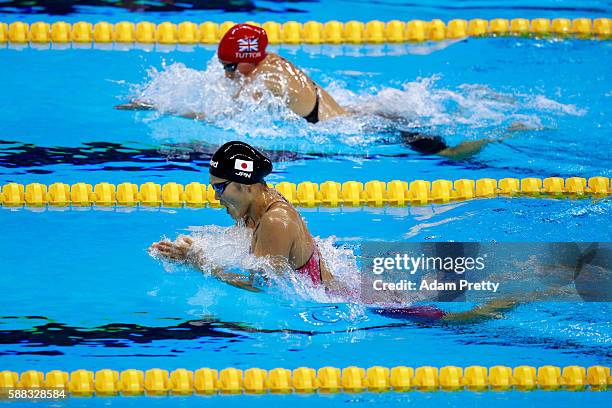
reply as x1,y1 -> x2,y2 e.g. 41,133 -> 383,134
0,365 -> 610,395
0,18 -> 610,46
0,177 -> 610,209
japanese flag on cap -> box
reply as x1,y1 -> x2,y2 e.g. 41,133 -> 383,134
235,158 -> 253,172
209,141 -> 273,185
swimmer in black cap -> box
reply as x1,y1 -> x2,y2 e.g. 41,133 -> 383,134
150,141 -> 339,291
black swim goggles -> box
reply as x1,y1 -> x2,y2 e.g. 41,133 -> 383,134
221,62 -> 238,73
212,180 -> 232,196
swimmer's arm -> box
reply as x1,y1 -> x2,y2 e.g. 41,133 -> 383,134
251,210 -> 296,274
209,266 -> 262,293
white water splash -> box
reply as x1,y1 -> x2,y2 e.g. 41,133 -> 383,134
129,58 -> 585,146
531,94 -> 586,116
151,225 -> 363,306
330,78 -> 584,132
131,59 -> 314,140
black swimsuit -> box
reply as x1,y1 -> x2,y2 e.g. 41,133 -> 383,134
302,84 -> 320,124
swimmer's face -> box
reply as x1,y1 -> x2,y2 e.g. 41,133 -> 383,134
220,60 -> 257,79
210,175 -> 250,220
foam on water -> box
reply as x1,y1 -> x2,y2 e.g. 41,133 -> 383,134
129,58 -> 585,147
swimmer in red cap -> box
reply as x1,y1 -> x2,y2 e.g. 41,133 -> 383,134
117,23 -> 347,124
116,24 -> 526,159
215,23 -> 347,123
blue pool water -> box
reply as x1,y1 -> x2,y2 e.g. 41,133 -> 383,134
1,0 -> 611,24
1,1 -> 611,407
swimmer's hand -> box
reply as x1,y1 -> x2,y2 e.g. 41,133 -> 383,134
149,236 -> 193,262
115,100 -> 155,111
114,100 -> 205,120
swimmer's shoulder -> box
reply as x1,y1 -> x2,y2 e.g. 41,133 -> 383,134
254,205 -> 300,250
263,53 -> 282,64
263,200 -> 294,221
256,53 -> 292,73
252,54 -> 284,82
260,200 -> 300,230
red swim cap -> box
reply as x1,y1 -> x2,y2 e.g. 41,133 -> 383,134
217,24 -> 268,64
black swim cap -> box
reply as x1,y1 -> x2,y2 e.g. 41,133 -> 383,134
209,141 -> 273,185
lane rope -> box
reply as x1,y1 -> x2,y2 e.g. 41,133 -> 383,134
0,365 -> 609,395
0,18 -> 610,46
0,177 -> 609,208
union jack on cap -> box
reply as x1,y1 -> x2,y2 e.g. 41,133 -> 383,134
238,38 -> 259,52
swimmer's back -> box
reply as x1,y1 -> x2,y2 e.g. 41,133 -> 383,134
253,53 -> 347,121
251,191 -> 333,282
